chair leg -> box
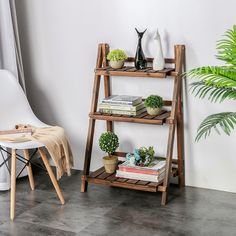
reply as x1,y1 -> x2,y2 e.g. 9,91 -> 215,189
23,149 -> 35,190
10,149 -> 16,220
38,148 -> 65,205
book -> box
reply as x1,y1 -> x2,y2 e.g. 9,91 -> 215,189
116,170 -> 165,183
99,107 -> 146,116
118,160 -> 166,176
98,102 -> 144,112
102,95 -> 142,106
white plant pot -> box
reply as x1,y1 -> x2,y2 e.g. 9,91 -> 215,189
109,60 -> 124,69
146,107 -> 162,116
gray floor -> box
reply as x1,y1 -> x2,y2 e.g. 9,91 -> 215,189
0,169 -> 236,236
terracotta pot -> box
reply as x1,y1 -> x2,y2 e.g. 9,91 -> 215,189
146,107 -> 162,116
109,60 -> 124,69
103,155 -> 118,173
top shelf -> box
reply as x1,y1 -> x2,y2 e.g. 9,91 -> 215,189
95,66 -> 177,78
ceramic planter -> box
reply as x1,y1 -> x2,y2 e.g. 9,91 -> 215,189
103,155 -> 118,173
109,60 -> 124,69
146,107 -> 162,116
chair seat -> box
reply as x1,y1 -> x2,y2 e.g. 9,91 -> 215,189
0,140 -> 44,149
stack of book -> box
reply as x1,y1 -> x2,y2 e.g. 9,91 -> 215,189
98,95 -> 145,116
116,160 -> 166,183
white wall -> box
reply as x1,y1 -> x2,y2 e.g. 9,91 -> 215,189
15,0 -> 236,193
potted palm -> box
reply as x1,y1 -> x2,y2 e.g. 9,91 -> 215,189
107,49 -> 128,69
99,131 -> 119,173
144,95 -> 163,115
188,25 -> 236,141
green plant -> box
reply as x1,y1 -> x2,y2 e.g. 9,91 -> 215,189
144,95 -> 163,108
99,131 -> 119,155
188,25 -> 236,141
107,49 -> 128,61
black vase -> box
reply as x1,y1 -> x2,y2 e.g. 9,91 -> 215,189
134,28 -> 147,70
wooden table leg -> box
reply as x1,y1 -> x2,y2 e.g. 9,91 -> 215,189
10,149 -> 16,220
38,148 -> 65,205
23,149 -> 35,190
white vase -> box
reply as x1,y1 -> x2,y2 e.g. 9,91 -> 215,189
146,107 -> 162,116
153,29 -> 165,71
109,60 -> 124,69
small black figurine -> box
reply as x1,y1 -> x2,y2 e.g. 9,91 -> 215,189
135,28 -> 147,70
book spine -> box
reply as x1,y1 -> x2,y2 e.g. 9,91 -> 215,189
98,104 -> 143,112
99,109 -> 137,116
102,100 -> 134,105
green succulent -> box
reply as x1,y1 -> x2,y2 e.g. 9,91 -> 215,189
99,131 -> 119,155
144,95 -> 163,108
107,49 -> 128,61
187,25 -> 236,141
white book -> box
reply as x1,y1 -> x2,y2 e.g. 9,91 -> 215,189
102,95 -> 142,106
98,102 -> 144,112
116,169 -> 165,183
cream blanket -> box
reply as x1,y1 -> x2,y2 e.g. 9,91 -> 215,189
0,125 -> 73,179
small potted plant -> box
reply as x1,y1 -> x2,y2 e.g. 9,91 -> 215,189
107,49 -> 128,69
144,95 -> 163,116
99,131 -> 119,173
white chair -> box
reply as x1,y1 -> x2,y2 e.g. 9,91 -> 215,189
0,70 -> 65,220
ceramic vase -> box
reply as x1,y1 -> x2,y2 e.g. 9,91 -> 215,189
153,29 -> 165,71
134,28 -> 147,70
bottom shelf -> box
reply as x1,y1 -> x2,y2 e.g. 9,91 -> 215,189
86,166 -> 178,193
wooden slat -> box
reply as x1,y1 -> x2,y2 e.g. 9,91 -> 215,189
153,111 -> 171,120
106,173 -> 117,181
89,112 -> 165,125
89,166 -> 105,178
95,68 -> 174,78
144,110 -> 166,120
97,171 -> 114,180
126,179 -> 139,184
136,180 -> 149,186
115,178 -> 128,183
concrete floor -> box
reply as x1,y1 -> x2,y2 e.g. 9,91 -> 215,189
0,169 -> 236,236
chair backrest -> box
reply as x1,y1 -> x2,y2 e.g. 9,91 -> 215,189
0,70 -> 46,130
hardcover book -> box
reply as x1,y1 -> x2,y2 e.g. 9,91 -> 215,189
102,95 -> 142,106
116,170 -> 165,183
99,107 -> 146,116
118,160 -> 166,175
98,102 -> 144,112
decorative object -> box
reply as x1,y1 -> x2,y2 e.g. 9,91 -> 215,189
99,131 -> 119,173
134,28 -> 147,70
153,29 -> 165,71
126,146 -> 155,167
81,43 -> 185,206
107,49 -> 127,69
188,25 -> 236,141
144,95 -> 163,116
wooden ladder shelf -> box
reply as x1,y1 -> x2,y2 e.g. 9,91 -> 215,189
81,43 -> 185,205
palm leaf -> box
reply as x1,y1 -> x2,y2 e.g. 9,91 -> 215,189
196,112 -> 236,141
188,66 -> 236,88
216,25 -> 236,67
190,81 -> 236,102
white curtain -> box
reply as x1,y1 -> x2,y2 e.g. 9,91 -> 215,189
0,0 -> 27,190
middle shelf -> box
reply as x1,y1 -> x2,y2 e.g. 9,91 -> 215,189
89,110 -> 171,125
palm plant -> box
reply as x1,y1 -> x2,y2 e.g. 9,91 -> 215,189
188,25 -> 236,141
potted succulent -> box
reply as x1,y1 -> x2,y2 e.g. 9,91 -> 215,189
107,49 -> 128,69
144,95 -> 163,116
99,131 -> 119,173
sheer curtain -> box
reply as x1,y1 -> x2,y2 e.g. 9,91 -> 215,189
0,0 -> 27,190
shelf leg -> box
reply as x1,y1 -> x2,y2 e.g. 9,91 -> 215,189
161,123 -> 175,205
81,118 -> 96,192
177,104 -> 185,188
